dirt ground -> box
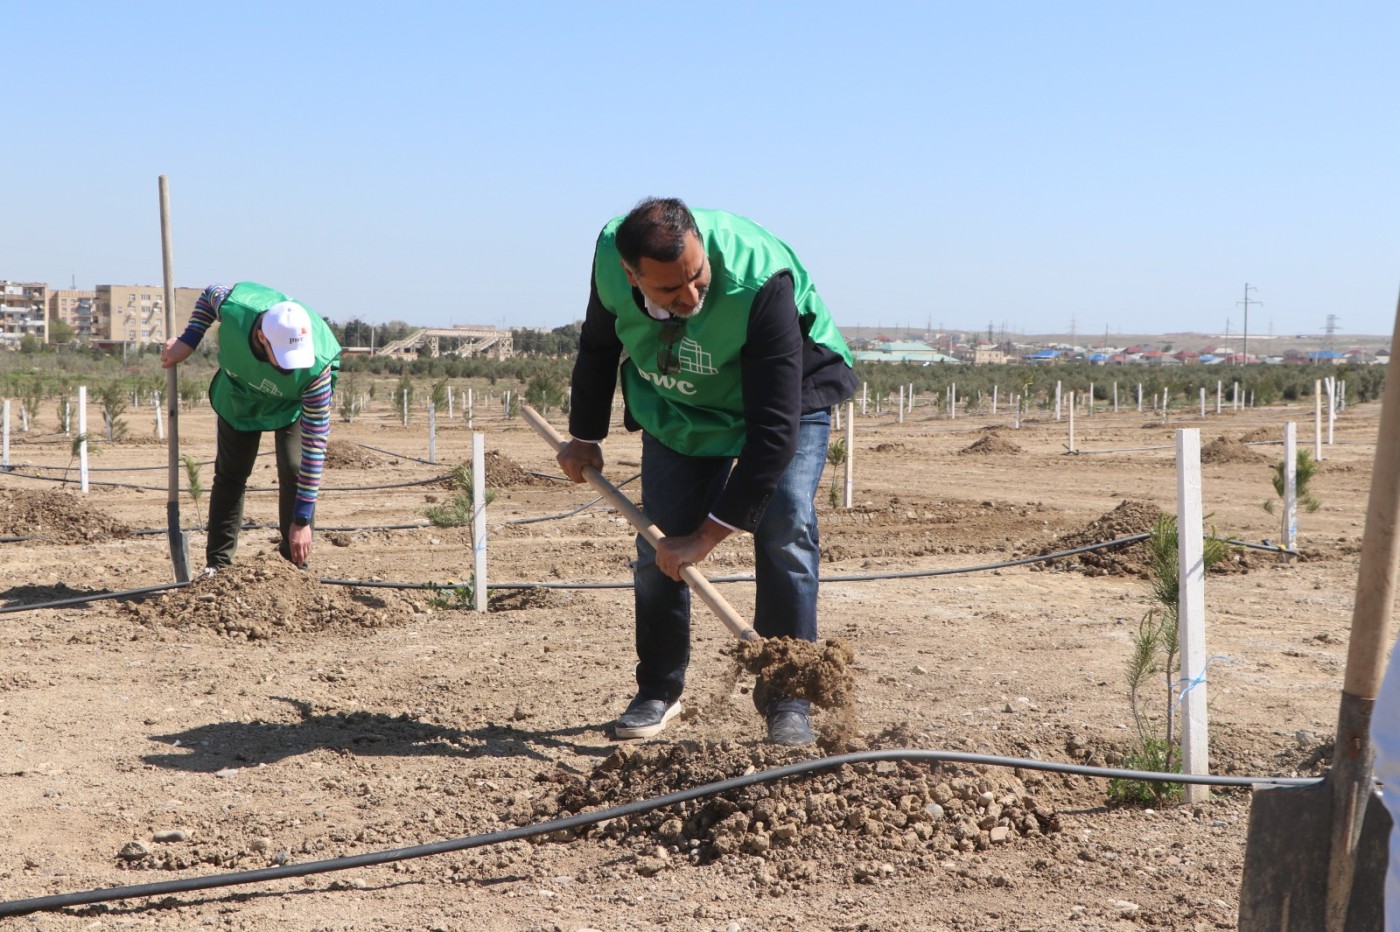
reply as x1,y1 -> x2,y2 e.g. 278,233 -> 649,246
0,385 -> 1382,931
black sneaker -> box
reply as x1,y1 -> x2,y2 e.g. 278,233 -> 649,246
766,710 -> 815,747
614,696 -> 681,740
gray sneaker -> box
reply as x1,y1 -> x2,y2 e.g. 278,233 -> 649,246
614,696 -> 681,740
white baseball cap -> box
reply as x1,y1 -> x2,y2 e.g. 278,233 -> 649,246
261,301 -> 315,370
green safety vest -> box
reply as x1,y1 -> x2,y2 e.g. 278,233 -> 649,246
208,282 -> 341,431
593,209 -> 852,456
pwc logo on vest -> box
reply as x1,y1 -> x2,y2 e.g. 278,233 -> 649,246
641,335 -> 716,396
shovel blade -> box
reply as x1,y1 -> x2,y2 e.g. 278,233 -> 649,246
166,500 -> 190,583
1238,781 -> 1390,930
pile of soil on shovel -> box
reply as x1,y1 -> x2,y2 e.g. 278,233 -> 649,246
1201,435 -> 1266,465
1040,500 -> 1165,578
0,489 -> 132,543
729,638 -> 858,746
957,432 -> 1023,456
120,559 -> 418,639
322,439 -> 388,469
538,728 -> 1062,883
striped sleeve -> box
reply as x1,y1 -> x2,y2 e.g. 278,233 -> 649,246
293,365 -> 335,522
175,284 -> 230,349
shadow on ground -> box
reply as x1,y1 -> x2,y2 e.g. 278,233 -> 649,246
142,696 -> 608,771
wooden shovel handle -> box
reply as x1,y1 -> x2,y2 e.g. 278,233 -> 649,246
521,405 -> 759,642
1344,289 -> 1400,697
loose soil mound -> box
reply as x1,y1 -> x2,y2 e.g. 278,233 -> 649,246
541,731 -> 1061,882
322,440 -> 387,469
485,449 -> 553,488
958,433 -> 1023,456
0,489 -> 133,543
121,559 -> 417,639
1238,426 -> 1278,443
1045,500 -> 1165,578
1201,435 -> 1266,465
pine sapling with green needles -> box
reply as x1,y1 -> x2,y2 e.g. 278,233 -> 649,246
826,438 -> 847,509
1263,448 -> 1322,515
183,454 -> 204,510
1110,514 -> 1232,806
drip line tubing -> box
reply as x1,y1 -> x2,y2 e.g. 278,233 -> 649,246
0,747 -> 1318,918
0,582 -> 186,614
0,457 -> 219,473
352,442 -> 434,464
0,533 -> 1299,615
0,468 -> 452,494
507,472 -> 640,525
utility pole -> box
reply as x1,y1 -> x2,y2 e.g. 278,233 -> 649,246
1238,284 -> 1260,364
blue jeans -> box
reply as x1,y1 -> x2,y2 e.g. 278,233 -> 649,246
633,409 -> 830,715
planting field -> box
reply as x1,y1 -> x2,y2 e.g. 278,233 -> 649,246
0,390 -> 1381,931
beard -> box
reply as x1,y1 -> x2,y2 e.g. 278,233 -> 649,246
650,286 -> 708,320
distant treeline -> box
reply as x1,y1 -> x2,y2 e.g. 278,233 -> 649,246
0,325 -> 1384,424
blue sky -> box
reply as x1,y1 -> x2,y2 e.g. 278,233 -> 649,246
5,1 -> 1397,339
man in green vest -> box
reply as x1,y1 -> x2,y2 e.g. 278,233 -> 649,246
558,198 -> 857,746
160,283 -> 341,571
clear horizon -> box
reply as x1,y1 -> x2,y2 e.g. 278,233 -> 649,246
6,2 -> 1398,338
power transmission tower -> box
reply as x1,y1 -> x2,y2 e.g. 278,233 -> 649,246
1238,284 -> 1260,364
1326,314 -> 1342,355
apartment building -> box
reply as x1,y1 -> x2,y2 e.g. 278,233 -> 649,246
0,281 -> 49,347
93,285 -> 201,345
50,289 -> 97,339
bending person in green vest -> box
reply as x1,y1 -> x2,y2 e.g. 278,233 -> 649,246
558,198 -> 857,746
161,282 -> 341,572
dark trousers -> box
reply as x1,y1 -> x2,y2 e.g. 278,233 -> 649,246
206,414 -> 300,567
632,410 -> 830,715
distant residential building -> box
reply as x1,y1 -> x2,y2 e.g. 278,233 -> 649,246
0,281 -> 49,348
1309,350 -> 1347,365
50,289 -> 97,340
972,344 -> 1010,365
853,340 -> 961,364
93,285 -> 201,346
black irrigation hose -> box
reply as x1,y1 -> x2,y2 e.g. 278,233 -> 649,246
0,582 -> 187,614
352,442 -> 436,465
0,747 -> 1319,918
507,472 -> 641,525
1,458 -> 219,473
2,533 -> 1297,613
322,535 -> 1158,592
0,468 -> 452,494
322,578 -> 632,591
